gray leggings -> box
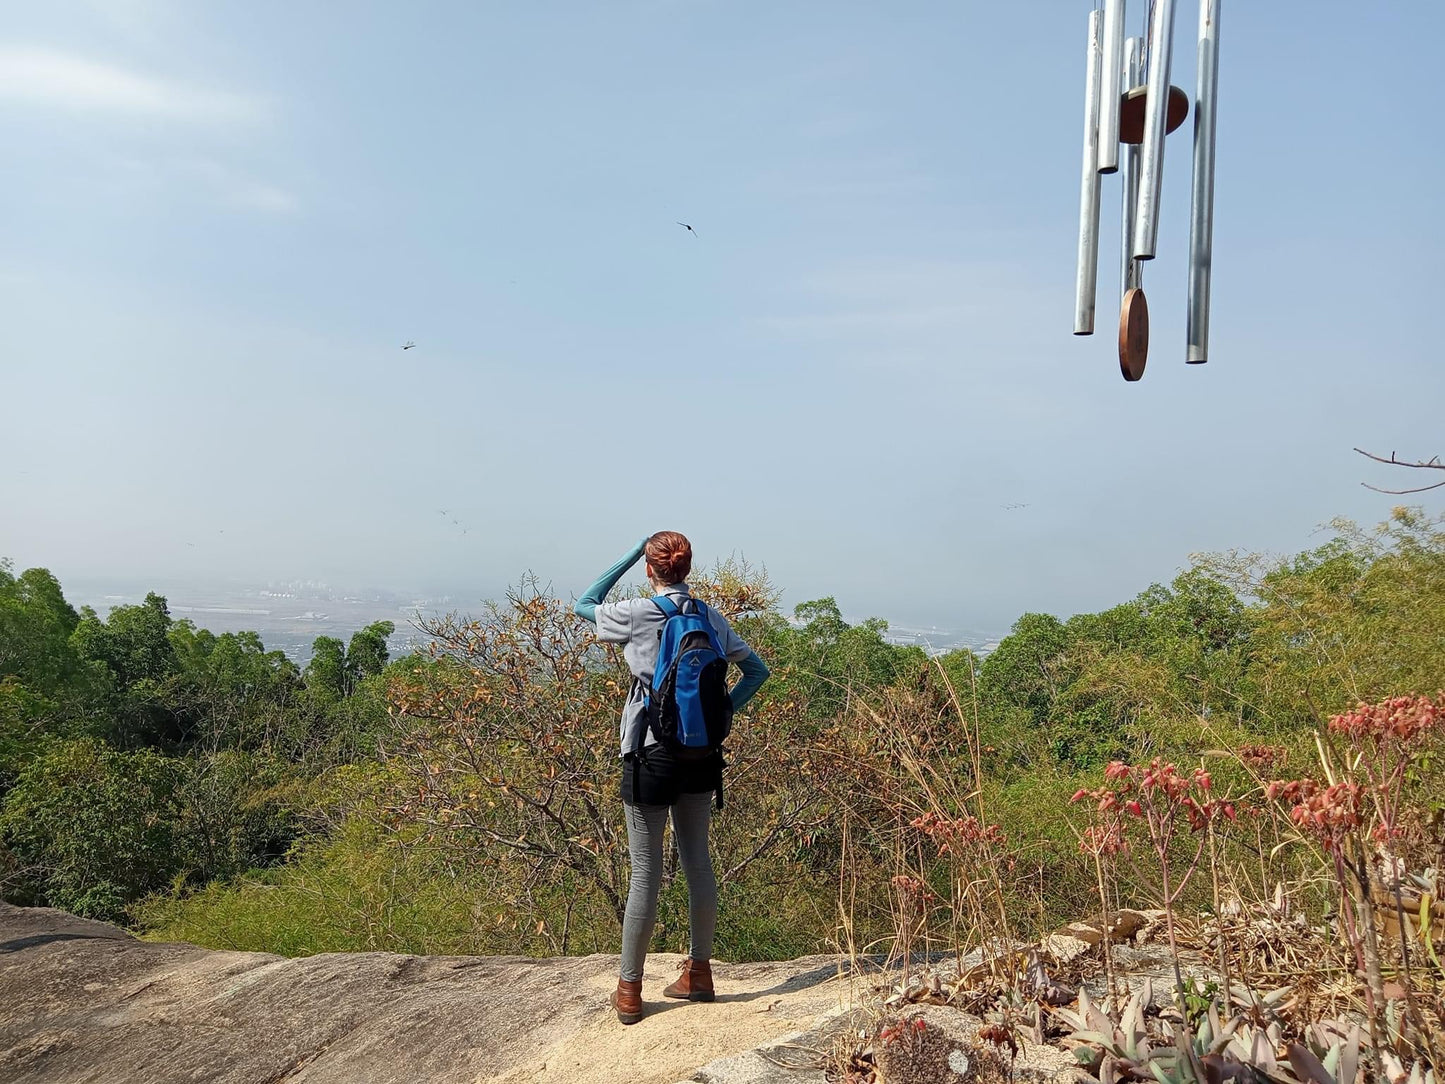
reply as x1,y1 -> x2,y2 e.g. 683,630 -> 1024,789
619,791 -> 717,982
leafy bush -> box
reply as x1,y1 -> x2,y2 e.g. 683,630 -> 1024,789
136,818 -> 543,957
0,738 -> 185,920
178,749 -> 299,883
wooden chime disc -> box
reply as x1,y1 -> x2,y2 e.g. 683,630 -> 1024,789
1118,85 -> 1189,144
1119,287 -> 1149,382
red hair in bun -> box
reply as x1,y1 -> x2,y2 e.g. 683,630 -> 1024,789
645,531 -> 692,585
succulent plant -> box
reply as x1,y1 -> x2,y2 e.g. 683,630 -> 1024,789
1378,1053 -> 1437,1084
1054,981 -> 1159,1083
1059,980 -> 1383,1084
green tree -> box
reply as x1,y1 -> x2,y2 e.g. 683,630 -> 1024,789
305,622 -> 394,704
347,621 -> 394,682
0,738 -> 185,920
168,622 -> 303,751
0,563 -> 113,774
305,636 -> 349,704
179,749 -> 297,883
70,593 -> 183,746
0,679 -> 58,784
0,564 -> 83,694
1214,510 -> 1445,726
978,612 -> 1070,727
314,670 -> 394,765
765,598 -> 922,721
72,592 -> 177,689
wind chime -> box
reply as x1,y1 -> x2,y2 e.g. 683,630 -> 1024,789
1073,0 -> 1221,381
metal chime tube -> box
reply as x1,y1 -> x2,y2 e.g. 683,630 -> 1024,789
1097,0 -> 1126,174
1133,0 -> 1177,260
1186,0 -> 1221,363
1121,37 -> 1144,295
1073,9 -> 1104,335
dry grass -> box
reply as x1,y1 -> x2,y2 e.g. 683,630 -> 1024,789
823,678 -> 1443,1084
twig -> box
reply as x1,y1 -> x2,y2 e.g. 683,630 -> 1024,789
1353,447 -> 1445,494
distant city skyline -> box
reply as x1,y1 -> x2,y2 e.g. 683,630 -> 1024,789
3,2 -> 1441,635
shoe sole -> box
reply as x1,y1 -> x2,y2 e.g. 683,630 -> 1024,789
611,994 -> 643,1024
664,990 -> 715,1002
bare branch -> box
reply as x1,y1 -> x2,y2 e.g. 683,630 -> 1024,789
1361,479 -> 1445,495
1353,447 -> 1445,494
1353,447 -> 1444,470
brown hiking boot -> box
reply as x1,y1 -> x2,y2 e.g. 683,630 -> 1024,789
610,977 -> 643,1024
663,957 -> 715,1002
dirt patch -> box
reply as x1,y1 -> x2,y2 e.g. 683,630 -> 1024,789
492,957 -> 848,1084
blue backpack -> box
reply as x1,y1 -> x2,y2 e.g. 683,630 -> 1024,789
641,595 -> 734,759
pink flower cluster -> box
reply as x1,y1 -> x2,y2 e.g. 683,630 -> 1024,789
1265,778 -> 1364,844
1263,778 -> 1319,804
1079,821 -> 1128,858
1237,743 -> 1287,771
1072,758 -> 1235,835
909,811 -> 1007,857
1328,694 -> 1441,746
890,874 -> 936,913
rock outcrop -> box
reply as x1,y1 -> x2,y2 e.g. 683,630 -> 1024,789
1,903 -> 1208,1084
0,904 -> 849,1084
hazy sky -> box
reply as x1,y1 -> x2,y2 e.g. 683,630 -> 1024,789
2,1 -> 1441,632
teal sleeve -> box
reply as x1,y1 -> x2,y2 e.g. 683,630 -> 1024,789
574,538 -> 648,623
729,650 -> 770,712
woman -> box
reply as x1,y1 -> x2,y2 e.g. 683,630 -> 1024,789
574,531 -> 770,1024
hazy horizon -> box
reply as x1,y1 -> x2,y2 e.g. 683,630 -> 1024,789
4,1 -> 1441,636
12,500 -> 1383,644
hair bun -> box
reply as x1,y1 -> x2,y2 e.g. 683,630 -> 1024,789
645,531 -> 693,584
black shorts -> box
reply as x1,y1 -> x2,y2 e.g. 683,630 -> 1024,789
621,744 -> 723,807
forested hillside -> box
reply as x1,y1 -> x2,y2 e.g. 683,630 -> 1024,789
2,509 -> 1441,966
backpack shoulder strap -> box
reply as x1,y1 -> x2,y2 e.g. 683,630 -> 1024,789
652,594 -> 680,619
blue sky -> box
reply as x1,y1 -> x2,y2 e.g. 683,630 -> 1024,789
2,0 -> 1442,632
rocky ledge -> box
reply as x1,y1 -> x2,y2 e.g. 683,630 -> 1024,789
1,902 -> 1202,1084
0,903 -> 850,1084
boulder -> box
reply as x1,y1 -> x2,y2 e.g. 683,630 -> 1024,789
873,1007 -> 1088,1084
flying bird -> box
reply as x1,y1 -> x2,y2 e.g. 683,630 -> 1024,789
676,222 -> 697,237
1001,503 -> 1030,511
403,341 -> 416,350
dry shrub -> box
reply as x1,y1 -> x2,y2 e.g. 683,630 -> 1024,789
380,569 -> 853,955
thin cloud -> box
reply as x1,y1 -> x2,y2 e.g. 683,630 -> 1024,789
227,182 -> 299,215
0,45 -> 265,123
82,0 -> 172,43
758,259 -> 1056,361
182,160 -> 299,214
754,153 -> 937,202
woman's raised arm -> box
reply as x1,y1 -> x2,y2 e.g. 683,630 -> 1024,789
573,537 -> 649,623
